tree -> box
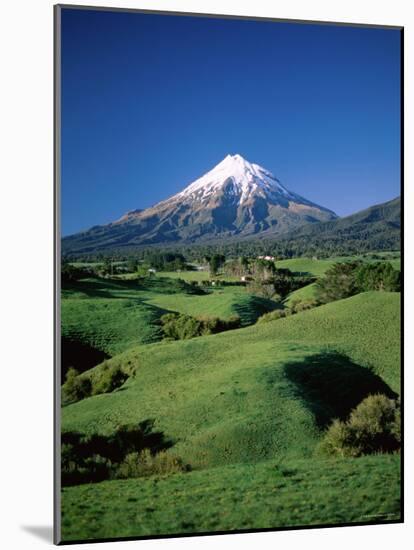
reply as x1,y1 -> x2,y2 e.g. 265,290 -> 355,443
240,256 -> 249,272
355,262 -> 400,292
99,257 -> 113,277
209,254 -> 225,276
127,259 -> 139,273
146,252 -> 188,271
315,262 -> 361,304
250,259 -> 275,281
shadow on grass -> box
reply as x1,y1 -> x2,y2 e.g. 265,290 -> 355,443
62,276 -> 206,300
62,419 -> 175,486
61,337 -> 110,378
284,352 -> 397,428
233,295 -> 282,325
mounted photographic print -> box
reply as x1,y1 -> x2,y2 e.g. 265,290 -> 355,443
54,4 -> 403,544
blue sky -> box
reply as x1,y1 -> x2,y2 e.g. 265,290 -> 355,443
61,8 -> 401,236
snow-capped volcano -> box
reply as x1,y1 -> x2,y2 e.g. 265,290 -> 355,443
62,154 -> 337,252
175,154 -> 292,204
144,153 -> 330,215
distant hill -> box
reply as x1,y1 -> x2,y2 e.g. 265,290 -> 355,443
290,196 -> 400,238
274,196 -> 401,253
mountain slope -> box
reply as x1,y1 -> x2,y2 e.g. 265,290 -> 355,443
62,154 -> 336,253
279,196 -> 400,250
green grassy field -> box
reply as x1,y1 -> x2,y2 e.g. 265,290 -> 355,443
62,454 -> 400,541
276,258 -> 338,276
60,267 -> 401,541
159,270 -> 210,281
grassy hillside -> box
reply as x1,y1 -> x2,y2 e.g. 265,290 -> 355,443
61,277 -> 278,374
62,453 -> 400,541
62,291 -> 400,465
62,298 -> 164,357
284,283 -> 317,307
61,288 -> 400,541
147,285 -> 278,325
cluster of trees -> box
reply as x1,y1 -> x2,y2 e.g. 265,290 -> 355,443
160,312 -> 241,340
61,261 -> 92,282
316,261 -> 400,304
61,258 -> 125,280
61,252 -> 193,282
246,269 -> 314,300
146,252 -> 189,271
63,233 -> 400,265
224,257 -> 314,299
124,253 -> 191,275
62,421 -> 189,486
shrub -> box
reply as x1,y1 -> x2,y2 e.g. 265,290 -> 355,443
257,310 -> 286,323
61,422 -> 189,486
318,394 -> 401,457
91,364 -> 129,395
199,315 -> 241,335
62,367 -> 92,404
291,299 -> 319,313
161,313 -> 241,340
115,449 -> 189,479
161,313 -> 203,340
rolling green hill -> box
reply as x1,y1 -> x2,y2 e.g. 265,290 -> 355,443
61,298 -> 164,375
61,290 -> 400,540
61,276 -> 278,374
284,283 -> 317,306
147,286 -> 278,325
62,291 -> 400,459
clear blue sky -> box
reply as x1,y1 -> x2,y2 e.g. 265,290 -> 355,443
61,8 -> 401,236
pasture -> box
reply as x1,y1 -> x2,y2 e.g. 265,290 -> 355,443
60,257 -> 401,541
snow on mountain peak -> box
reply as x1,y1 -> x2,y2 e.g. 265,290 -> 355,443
175,154 -> 292,205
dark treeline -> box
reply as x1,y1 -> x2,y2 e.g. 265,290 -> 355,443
62,235 -> 401,264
